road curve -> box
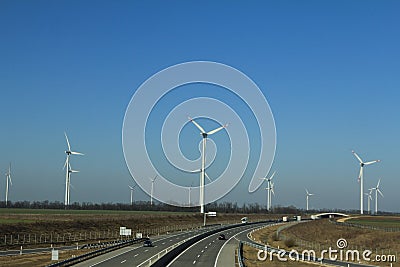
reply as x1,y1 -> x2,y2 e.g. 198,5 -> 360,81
73,226 -> 221,267
167,223 -> 271,267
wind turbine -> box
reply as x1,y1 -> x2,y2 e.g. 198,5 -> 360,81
64,132 -> 83,207
372,179 -> 384,214
364,188 -> 373,214
269,181 -> 275,210
188,116 -> 228,213
66,162 -> 79,205
188,182 -> 193,207
260,171 -> 276,211
352,150 -> 380,214
5,163 -> 12,206
128,185 -> 136,205
150,175 -> 157,205
305,189 -> 314,211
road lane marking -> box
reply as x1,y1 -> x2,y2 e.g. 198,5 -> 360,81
145,249 -> 148,252
213,224 -> 270,267
197,254 -> 200,258
121,260 -> 126,263
134,254 -> 139,257
193,260 -> 196,264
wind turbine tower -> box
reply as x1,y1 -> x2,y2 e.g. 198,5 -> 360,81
128,185 -> 136,205
188,117 -> 228,213
150,175 -> 157,205
352,150 -> 380,214
66,163 -> 79,205
5,163 -> 12,206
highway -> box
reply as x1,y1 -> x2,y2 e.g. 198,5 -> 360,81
167,222 -> 271,267
74,225 -> 223,267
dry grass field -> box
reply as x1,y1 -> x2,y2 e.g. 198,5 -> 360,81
250,217 -> 400,267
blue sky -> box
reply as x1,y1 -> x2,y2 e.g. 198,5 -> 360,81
1,1 -> 399,211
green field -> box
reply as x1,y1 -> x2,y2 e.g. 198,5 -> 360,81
347,216 -> 400,228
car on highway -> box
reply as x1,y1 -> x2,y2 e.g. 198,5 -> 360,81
143,239 -> 153,247
218,234 -> 226,240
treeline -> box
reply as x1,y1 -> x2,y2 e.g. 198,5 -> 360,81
0,201 -> 397,215
0,200 -> 298,213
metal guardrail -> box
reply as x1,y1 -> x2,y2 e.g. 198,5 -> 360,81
330,219 -> 400,232
238,241 -> 244,267
46,238 -> 146,267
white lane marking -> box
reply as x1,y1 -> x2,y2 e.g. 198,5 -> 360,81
145,249 -> 148,252
134,254 -> 139,257
197,254 -> 200,258
89,231 -> 191,267
193,260 -> 196,264
166,226 -> 248,267
213,224 -> 269,267
208,243 -> 211,246
162,242 -> 166,244
205,246 -> 208,249
121,260 -> 126,263
170,240 -> 173,242
201,250 -> 204,253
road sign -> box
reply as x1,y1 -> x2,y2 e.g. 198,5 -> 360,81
51,250 -> 59,261
207,211 -> 217,217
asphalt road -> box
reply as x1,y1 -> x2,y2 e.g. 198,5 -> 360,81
74,226 -> 222,267
167,222 -> 271,267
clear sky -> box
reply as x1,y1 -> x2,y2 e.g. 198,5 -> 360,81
1,1 -> 399,212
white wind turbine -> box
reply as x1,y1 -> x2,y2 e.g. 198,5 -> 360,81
5,163 -> 12,206
128,185 -> 136,205
188,116 -> 228,213
352,150 -> 380,214
66,162 -> 79,205
188,182 -> 193,207
372,179 -> 384,214
150,175 -> 157,205
364,188 -> 373,214
64,132 -> 83,207
305,189 -> 314,211
260,171 -> 276,211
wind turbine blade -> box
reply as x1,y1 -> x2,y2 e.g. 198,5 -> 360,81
377,189 -> 384,197
204,172 -> 212,183
358,167 -> 363,183
63,157 -> 68,170
207,124 -> 228,135
71,151 -> 84,156
70,170 -> 79,173
128,185 -> 133,190
376,179 -> 381,188
352,150 -> 363,164
188,117 -> 206,134
8,163 -> 12,186
364,160 -> 380,165
65,132 -> 71,151
305,189 -> 309,195
268,171 -> 276,181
